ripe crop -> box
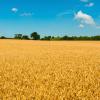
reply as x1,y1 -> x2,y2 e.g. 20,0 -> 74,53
0,40 -> 100,100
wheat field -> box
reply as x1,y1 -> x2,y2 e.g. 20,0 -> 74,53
0,40 -> 100,100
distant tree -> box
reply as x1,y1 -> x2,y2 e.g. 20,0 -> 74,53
14,34 -> 22,39
51,36 -> 55,39
41,36 -> 52,40
92,35 -> 100,40
30,32 -> 40,40
0,36 -> 6,39
61,36 -> 68,40
22,35 -> 29,40
52,36 -> 61,40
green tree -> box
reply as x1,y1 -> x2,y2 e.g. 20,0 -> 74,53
30,32 -> 40,40
22,35 -> 29,40
0,36 -> 6,39
14,34 -> 22,39
41,36 -> 51,40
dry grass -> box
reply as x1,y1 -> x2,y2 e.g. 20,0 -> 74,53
0,40 -> 100,100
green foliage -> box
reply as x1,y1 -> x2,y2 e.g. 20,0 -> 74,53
22,35 -> 29,40
14,34 -> 22,39
30,32 -> 40,40
0,36 -> 6,39
41,36 -> 52,40
0,32 -> 100,40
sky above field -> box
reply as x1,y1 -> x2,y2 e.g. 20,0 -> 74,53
0,0 -> 100,37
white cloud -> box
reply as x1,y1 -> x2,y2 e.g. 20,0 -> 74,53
20,12 -> 34,16
80,0 -> 94,7
79,24 -> 84,28
11,8 -> 18,13
57,10 -> 73,17
80,0 -> 88,3
85,2 -> 94,7
75,10 -> 95,25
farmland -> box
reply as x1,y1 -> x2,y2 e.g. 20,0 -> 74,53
0,40 -> 100,100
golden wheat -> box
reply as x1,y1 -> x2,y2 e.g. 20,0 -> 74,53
0,40 -> 100,100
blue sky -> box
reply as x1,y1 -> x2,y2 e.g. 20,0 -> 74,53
0,0 -> 100,37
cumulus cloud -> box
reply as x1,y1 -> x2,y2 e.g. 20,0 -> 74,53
75,10 -> 95,25
11,8 -> 18,13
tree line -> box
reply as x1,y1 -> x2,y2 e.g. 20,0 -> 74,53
0,32 -> 100,40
